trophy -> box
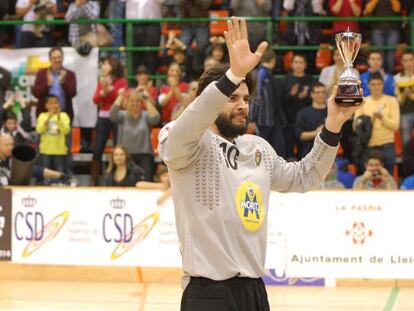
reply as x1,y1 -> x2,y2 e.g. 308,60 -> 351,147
335,31 -> 363,106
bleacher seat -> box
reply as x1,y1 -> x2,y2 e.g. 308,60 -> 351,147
209,10 -> 229,37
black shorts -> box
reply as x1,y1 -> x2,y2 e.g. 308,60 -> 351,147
181,276 -> 270,311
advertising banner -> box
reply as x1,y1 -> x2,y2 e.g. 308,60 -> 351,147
0,47 -> 99,127
10,188 -> 414,279
0,189 -> 12,261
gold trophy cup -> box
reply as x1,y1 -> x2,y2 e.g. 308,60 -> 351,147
335,31 -> 363,106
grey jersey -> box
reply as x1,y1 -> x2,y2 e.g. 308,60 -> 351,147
159,78 -> 338,288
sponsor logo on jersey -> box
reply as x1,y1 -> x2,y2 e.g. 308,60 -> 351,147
235,181 -> 264,231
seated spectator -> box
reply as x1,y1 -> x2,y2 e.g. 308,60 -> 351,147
360,50 -> 395,97
329,0 -> 362,33
158,62 -> 189,125
0,133 -> 66,186
171,80 -> 198,121
65,0 -> 100,49
35,95 -> 70,185
206,37 -> 227,64
0,94 -> 33,146
295,82 -> 327,159
136,163 -> 171,205
16,0 -> 57,48
203,56 -> 220,73
394,51 -> 414,145
353,72 -> 400,174
363,0 -> 402,73
103,145 -> 146,187
110,89 -> 160,181
353,151 -> 397,189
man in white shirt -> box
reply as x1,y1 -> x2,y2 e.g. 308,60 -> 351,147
159,17 -> 361,310
16,0 -> 57,48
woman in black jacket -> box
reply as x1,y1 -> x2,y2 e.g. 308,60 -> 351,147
103,144 -> 146,187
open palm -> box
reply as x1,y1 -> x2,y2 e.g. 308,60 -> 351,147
224,17 -> 268,78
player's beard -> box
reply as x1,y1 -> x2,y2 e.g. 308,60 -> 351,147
215,112 -> 249,139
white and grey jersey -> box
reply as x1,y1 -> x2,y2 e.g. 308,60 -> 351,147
159,75 -> 339,288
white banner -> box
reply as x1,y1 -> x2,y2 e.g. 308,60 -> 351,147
10,189 -> 414,278
0,47 -> 98,127
12,188 -> 181,266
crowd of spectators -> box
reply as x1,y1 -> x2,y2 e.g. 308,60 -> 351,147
0,0 -> 414,189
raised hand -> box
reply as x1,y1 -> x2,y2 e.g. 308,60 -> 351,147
325,83 -> 364,133
223,17 -> 268,77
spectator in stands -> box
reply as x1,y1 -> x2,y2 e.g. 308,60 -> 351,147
15,0 -> 57,48
203,56 -> 219,73
177,0 -> 212,63
0,95 -> 32,146
110,89 -> 160,181
363,0 -> 402,73
360,50 -> 395,97
319,162 -> 345,189
134,65 -> 158,108
281,54 -> 315,160
171,79 -> 198,120
251,49 -> 286,157
394,51 -> 414,145
103,144 -> 146,187
33,47 -> 77,125
353,72 -> 400,174
206,37 -> 227,64
230,0 -> 271,51
65,0 -> 100,48
0,2 -> 10,46
91,56 -> 127,186
295,82 -> 327,159
136,163 -> 171,205
0,133 -> 66,186
126,0 -> 164,74
400,172 -> 414,189
319,49 -> 344,97
35,95 -> 70,185
402,135 -> 414,178
108,0 -> 125,56
329,0 -> 362,33
158,62 -> 189,125
0,67 -> 11,110
353,150 -> 397,189
283,0 -> 325,74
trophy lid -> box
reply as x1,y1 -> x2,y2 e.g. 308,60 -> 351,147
335,31 -> 362,66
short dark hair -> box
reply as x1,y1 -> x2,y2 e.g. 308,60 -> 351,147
368,50 -> 383,59
261,49 -> 276,63
368,72 -> 384,83
45,94 -> 59,103
311,81 -> 326,92
3,111 -> 17,121
49,46 -> 63,58
292,53 -> 307,63
135,65 -> 149,75
196,63 -> 255,97
402,50 -> 414,59
366,151 -> 384,165
103,56 -> 125,79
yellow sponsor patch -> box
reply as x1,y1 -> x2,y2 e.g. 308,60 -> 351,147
235,181 -> 264,231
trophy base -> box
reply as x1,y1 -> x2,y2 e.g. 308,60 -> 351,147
335,84 -> 363,107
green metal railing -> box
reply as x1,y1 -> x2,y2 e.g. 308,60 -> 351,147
0,15 -> 413,80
